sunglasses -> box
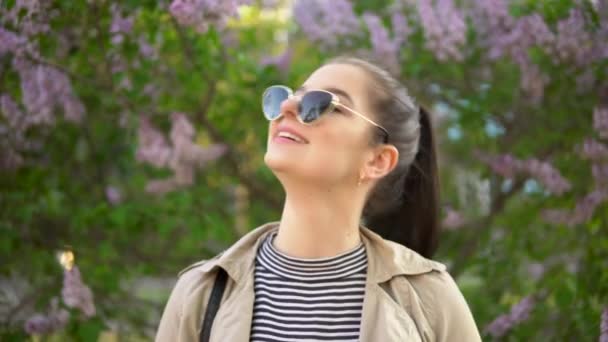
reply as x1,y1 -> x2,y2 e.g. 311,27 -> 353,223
262,85 -> 390,143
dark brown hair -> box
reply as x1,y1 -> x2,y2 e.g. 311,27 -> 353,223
326,56 -> 441,258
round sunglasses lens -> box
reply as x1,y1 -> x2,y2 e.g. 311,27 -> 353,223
300,91 -> 332,123
262,87 -> 289,120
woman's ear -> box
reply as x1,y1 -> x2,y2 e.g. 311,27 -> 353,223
361,144 -> 399,181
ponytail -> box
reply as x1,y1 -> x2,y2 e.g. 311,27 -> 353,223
365,106 -> 441,258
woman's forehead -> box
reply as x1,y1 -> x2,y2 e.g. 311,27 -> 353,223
302,63 -> 370,104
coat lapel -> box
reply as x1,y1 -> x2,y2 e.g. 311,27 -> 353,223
359,279 -> 423,341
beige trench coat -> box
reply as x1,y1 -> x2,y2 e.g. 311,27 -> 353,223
155,222 -> 482,341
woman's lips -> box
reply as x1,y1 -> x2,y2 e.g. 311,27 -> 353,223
274,124 -> 308,143
273,136 -> 305,144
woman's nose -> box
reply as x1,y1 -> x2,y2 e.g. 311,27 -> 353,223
279,97 -> 299,120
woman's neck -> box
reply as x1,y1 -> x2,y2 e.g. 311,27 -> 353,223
272,183 -> 365,259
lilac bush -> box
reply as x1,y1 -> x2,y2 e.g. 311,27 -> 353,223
1,0 -> 607,339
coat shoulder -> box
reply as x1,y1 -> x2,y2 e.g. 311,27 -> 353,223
177,250 -> 224,278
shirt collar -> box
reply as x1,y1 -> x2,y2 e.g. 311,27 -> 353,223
181,221 -> 445,284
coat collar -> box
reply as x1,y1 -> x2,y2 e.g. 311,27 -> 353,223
180,221 -> 445,284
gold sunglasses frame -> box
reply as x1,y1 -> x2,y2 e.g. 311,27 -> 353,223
262,85 -> 390,143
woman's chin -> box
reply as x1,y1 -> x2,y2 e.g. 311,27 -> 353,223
264,152 -> 294,173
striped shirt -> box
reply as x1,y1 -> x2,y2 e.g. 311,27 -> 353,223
250,231 -> 368,342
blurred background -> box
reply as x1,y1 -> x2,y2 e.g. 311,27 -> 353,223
1,0 -> 607,340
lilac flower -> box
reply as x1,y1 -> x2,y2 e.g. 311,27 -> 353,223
521,158 -> 571,195
0,27 -> 27,56
293,0 -> 361,50
592,163 -> 608,187
12,58 -> 85,124
417,0 -> 466,61
391,12 -> 412,47
260,47 -> 293,75
475,152 -> 522,178
169,113 -> 227,169
579,138 -> 608,161
363,13 -> 400,73
1,94 -> 27,134
62,266 -> 95,318
169,0 -> 251,33
441,207 -> 465,230
594,106 -> 608,139
600,307 -> 608,342
554,9 -> 593,66
138,113 -> 227,194
24,298 -> 70,335
513,52 -> 550,104
471,2 -> 553,101
476,152 -> 571,195
260,0 -> 280,8
2,0 -> 50,37
105,186 -> 122,205
484,295 -> 535,338
136,116 -> 172,168
542,188 -> 608,226
110,4 -> 134,45
138,36 -> 158,60
525,262 -> 546,281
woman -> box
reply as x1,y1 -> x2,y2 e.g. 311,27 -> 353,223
155,57 -> 481,341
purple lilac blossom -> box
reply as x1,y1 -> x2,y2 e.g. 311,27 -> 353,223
260,47 -> 293,75
12,58 -> 85,124
62,266 -> 95,318
169,113 -> 227,169
169,0 -> 251,33
417,0 -> 466,61
24,298 -> 69,335
136,116 -> 172,168
471,1 -> 554,102
362,13 -> 400,73
138,36 -> 159,60
0,27 -> 28,56
1,94 -> 27,136
105,186 -> 122,205
441,207 -> 465,230
522,158 -> 571,195
110,4 -> 134,45
391,12 -> 412,47
138,113 -> 227,194
592,163 -> 608,187
484,295 -> 535,338
2,0 -> 50,37
579,138 -> 608,161
542,188 -> 608,226
600,307 -> 608,342
554,8 -> 593,66
475,152 -> 571,195
293,0 -> 361,50
594,106 -> 608,139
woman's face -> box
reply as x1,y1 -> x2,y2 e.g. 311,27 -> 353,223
264,63 -> 380,187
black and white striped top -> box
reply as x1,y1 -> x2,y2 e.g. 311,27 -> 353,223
250,231 -> 368,342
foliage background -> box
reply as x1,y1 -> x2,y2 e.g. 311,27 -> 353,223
1,0 -> 607,340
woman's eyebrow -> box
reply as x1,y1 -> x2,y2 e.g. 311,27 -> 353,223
325,87 -> 354,105
296,85 -> 354,105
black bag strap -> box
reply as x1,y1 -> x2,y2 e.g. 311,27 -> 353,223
199,268 -> 228,342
